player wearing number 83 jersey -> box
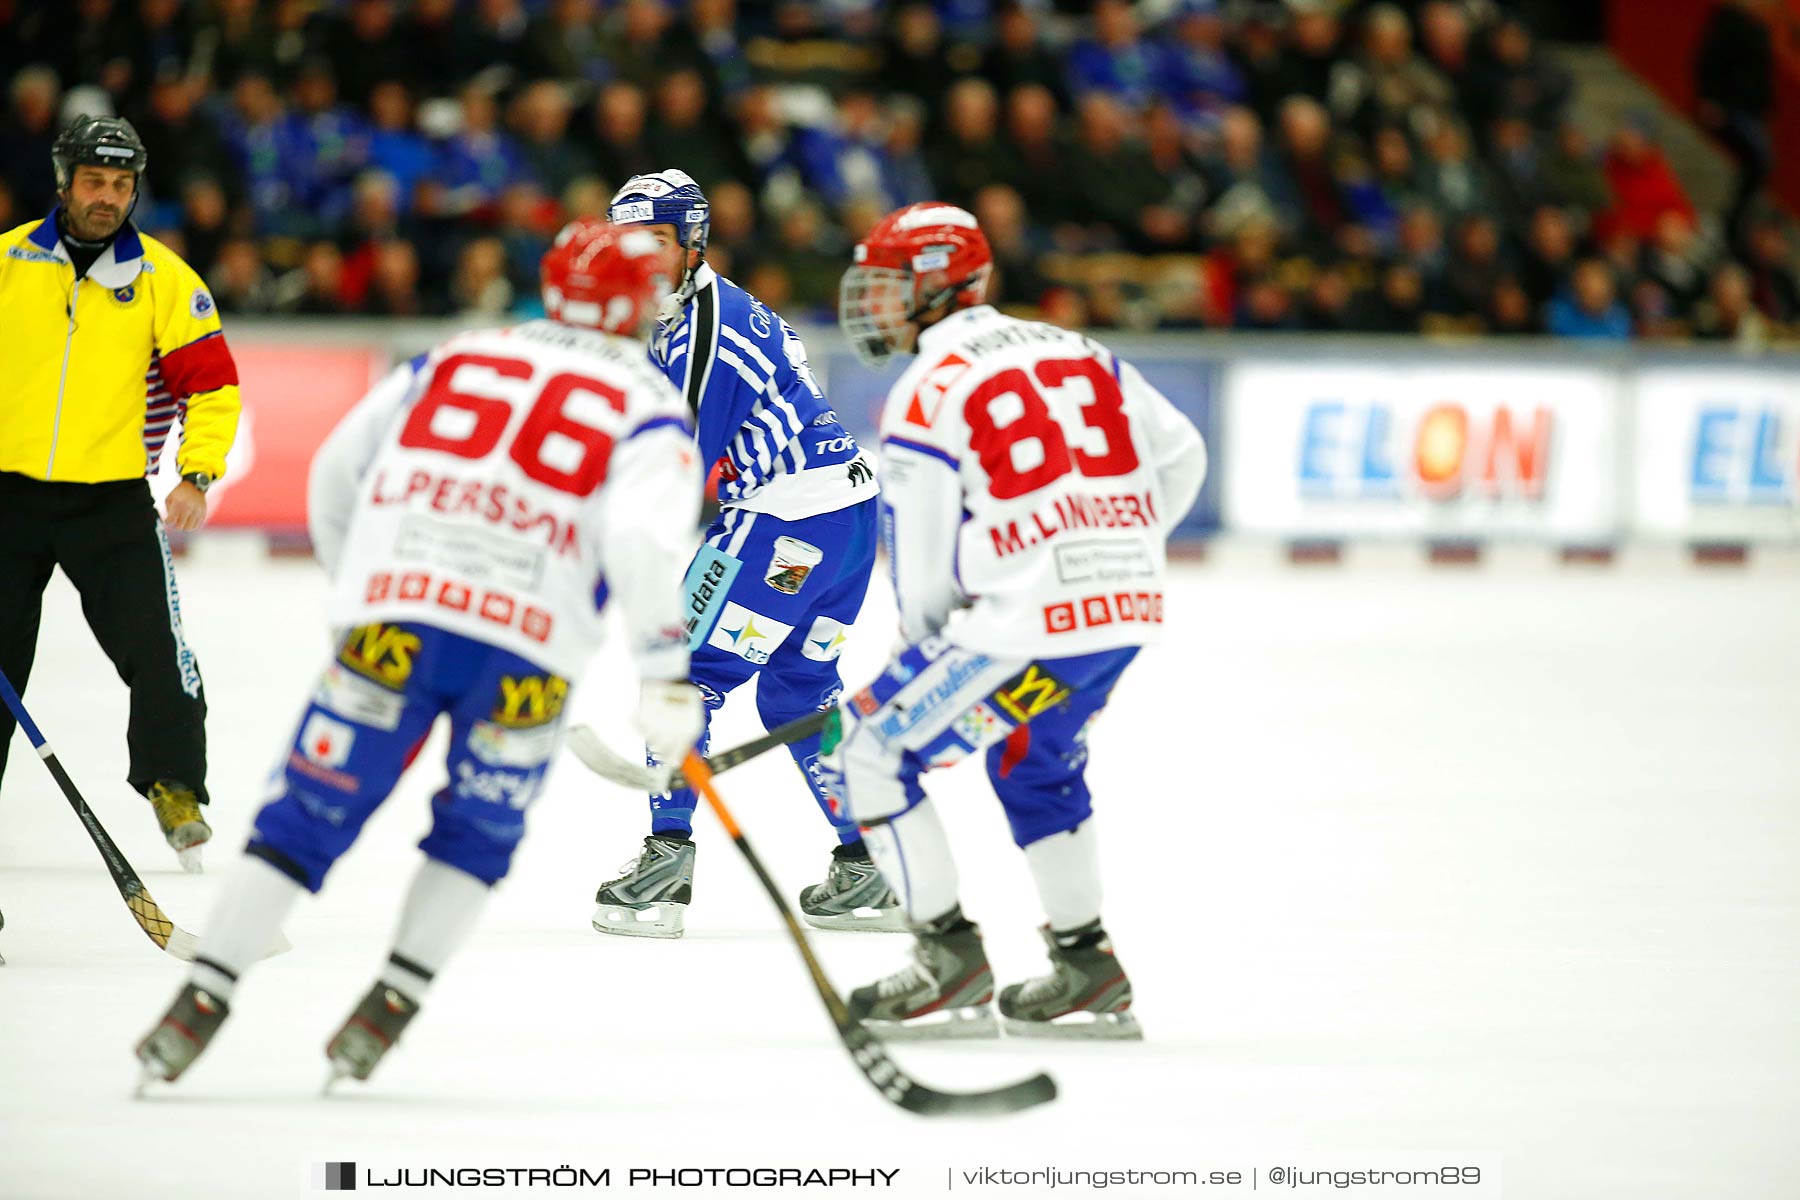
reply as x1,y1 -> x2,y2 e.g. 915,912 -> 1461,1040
825,202 -> 1208,1040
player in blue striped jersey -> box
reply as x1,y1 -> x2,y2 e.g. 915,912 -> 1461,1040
591,170 -> 900,939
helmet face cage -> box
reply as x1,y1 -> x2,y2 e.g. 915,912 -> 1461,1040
541,221 -> 666,338
839,265 -> 918,367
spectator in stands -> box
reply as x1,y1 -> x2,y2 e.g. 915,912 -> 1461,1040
1520,205 -> 1578,309
648,68 -> 744,191
1486,277 -> 1539,335
283,59 -> 370,233
1395,205 -> 1449,304
1274,96 -> 1345,248
1596,119 -> 1695,243
772,201 -> 843,317
974,183 -> 1049,310
603,0 -> 687,92
1368,123 -> 1425,219
1539,122 -> 1611,216
127,0 -> 196,111
1467,15 -> 1571,132
222,72 -> 303,237
1333,4 -> 1454,138
190,0 -> 277,90
399,0 -> 463,93
1350,262 -> 1428,333
705,178 -> 758,265
451,235 -> 514,316
0,177 -> 15,232
512,81 -> 596,201
133,67 -> 236,212
685,0 -> 753,103
587,82 -> 658,194
1742,218 -> 1800,322
1446,213 -> 1506,317
361,239 -> 433,317
460,0 -> 531,90
1067,0 -> 1164,112
1201,106 -> 1292,241
177,175 -> 231,282
1069,92 -> 1175,253
525,0 -> 608,89
0,65 -> 62,214
789,89 -> 894,212
1157,0 -> 1245,131
1694,261 -> 1772,345
315,0 -> 403,109
1641,210 -> 1709,314
879,4 -> 958,127
982,1 -> 1069,112
365,81 -> 433,216
927,78 -> 1021,210
57,0 -> 137,100
1237,274 -> 1300,331
210,237 -> 276,314
1004,85 -> 1073,230
1300,263 -> 1357,331
1548,259 -> 1631,339
1246,4 -> 1340,119
734,85 -> 804,211
1696,0 -> 1775,244
1417,1 -> 1477,113
429,81 -> 528,221
288,240 -> 350,315
1417,113 -> 1493,220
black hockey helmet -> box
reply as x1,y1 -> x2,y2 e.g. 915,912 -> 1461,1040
52,115 -> 148,192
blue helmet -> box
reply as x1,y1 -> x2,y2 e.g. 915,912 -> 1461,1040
609,169 -> 710,257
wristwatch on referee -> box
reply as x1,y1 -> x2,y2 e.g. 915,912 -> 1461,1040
181,472 -> 212,494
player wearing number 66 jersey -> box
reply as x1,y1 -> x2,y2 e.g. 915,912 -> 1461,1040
824,202 -> 1208,1040
137,221 -> 706,1089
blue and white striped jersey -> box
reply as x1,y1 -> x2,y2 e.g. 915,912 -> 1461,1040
651,264 -> 877,520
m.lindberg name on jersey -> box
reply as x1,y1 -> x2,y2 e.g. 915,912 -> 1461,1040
987,489 -> 1159,557
370,468 -> 582,556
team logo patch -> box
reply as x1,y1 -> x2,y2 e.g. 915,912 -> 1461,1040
313,663 -> 405,731
705,602 -> 793,664
112,284 -> 136,304
190,287 -> 215,318
299,712 -> 356,768
903,352 -> 972,428
468,720 -> 558,769
765,537 -> 823,595
801,616 -> 849,662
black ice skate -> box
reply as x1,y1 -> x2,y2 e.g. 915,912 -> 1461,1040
136,982 -> 231,1088
999,921 -> 1143,1040
847,908 -> 997,1040
147,780 -> 211,875
591,834 -> 695,938
325,983 -> 420,1087
798,844 -> 907,932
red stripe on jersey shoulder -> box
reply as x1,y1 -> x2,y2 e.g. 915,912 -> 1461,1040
159,331 -> 239,399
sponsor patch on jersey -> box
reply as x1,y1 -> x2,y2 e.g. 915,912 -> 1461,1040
682,545 -> 742,648
705,603 -> 794,664
299,712 -> 356,768
610,200 -> 655,224
903,352 -> 972,428
801,616 -> 849,662
492,673 -> 568,729
989,664 -> 1072,724
337,623 -> 420,689
468,719 -> 559,768
189,287 -> 215,318
953,702 -> 1005,746
454,760 -> 533,808
764,536 -> 823,595
313,662 -> 406,730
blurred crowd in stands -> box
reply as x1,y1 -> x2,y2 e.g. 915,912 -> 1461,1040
2,0 -> 1795,343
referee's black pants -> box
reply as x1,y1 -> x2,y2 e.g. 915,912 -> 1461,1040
0,471 -> 209,804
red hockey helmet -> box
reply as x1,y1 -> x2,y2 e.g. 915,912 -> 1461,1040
540,219 -> 667,336
840,202 -> 993,366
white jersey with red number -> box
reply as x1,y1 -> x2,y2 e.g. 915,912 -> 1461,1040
877,305 -> 1207,658
308,320 -> 700,681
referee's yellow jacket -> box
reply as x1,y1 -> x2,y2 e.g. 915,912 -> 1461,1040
0,213 -> 241,484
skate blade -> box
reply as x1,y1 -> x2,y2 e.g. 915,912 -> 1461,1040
862,1006 -> 999,1042
1002,1010 -> 1144,1041
799,907 -> 910,933
591,902 -> 685,939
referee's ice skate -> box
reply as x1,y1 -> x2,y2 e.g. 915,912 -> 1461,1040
847,908 -> 997,1039
999,922 -> 1142,1040
591,834 -> 695,938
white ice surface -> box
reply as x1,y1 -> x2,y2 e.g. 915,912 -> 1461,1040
2,548 -> 1798,1199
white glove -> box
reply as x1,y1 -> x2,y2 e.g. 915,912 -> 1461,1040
636,679 -> 704,764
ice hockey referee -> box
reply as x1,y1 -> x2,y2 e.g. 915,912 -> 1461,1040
0,115 -> 242,872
